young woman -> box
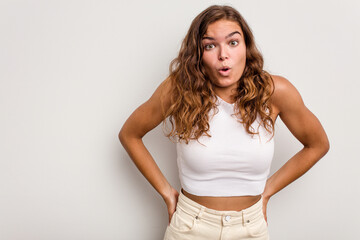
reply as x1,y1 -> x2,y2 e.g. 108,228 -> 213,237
119,5 -> 329,240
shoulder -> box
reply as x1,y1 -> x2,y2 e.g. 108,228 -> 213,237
119,76 -> 174,139
269,74 -> 305,116
147,76 -> 174,115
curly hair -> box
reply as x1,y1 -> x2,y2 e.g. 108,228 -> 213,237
161,4 -> 275,144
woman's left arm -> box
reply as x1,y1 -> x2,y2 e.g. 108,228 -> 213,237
261,75 -> 330,222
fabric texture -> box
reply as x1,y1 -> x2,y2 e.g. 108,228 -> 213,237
163,189 -> 270,240
176,95 -> 275,196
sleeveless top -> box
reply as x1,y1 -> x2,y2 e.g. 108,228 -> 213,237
175,95 -> 275,196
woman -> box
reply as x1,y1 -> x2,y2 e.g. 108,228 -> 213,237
119,5 -> 329,240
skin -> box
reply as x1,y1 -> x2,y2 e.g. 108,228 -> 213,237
119,19 -> 330,226
202,19 -> 246,103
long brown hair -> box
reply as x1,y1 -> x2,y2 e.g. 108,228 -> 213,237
162,5 -> 275,144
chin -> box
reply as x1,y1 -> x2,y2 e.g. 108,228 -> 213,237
213,81 -> 237,89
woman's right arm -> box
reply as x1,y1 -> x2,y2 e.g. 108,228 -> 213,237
118,77 -> 179,223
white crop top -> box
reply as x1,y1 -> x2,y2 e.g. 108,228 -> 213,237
176,95 -> 274,197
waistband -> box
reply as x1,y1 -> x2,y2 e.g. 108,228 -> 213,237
177,189 -> 264,227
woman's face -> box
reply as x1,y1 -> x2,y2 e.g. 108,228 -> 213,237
201,19 -> 246,95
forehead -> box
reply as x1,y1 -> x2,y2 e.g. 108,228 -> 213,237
203,19 -> 243,38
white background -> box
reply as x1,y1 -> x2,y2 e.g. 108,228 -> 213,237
1,0 -> 359,239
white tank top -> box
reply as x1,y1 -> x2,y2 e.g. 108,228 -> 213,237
176,95 -> 275,196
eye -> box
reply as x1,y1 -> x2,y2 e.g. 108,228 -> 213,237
229,40 -> 239,46
204,44 -> 215,50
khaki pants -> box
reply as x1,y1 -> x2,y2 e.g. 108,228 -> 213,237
163,189 -> 269,240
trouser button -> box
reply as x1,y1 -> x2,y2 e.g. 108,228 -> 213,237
225,215 -> 231,222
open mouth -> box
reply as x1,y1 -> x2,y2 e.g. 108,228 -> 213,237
219,67 -> 231,73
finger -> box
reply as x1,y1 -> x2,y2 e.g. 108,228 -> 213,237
168,212 -> 173,224
262,208 -> 268,225
264,213 -> 268,226
262,208 -> 266,219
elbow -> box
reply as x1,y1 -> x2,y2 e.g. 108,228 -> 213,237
321,132 -> 330,155
118,126 -> 143,146
317,137 -> 330,158
118,127 -> 127,146
304,137 -> 330,159
323,138 -> 330,155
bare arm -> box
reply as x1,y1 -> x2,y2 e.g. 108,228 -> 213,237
118,77 -> 176,203
263,75 -> 330,200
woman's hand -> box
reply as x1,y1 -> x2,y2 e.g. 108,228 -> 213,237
261,194 -> 270,226
162,186 -> 180,224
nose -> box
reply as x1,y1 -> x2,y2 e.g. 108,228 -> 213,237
218,45 -> 228,61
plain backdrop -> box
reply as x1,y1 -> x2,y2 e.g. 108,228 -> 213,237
1,0 -> 359,239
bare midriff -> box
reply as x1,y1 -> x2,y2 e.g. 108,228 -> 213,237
182,188 -> 261,211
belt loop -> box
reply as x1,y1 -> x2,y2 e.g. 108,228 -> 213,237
242,211 -> 244,226
196,206 -> 205,220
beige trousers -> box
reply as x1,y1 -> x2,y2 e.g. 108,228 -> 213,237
163,190 -> 269,240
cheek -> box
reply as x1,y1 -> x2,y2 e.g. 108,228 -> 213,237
202,54 -> 211,66
241,48 -> 247,63
202,55 -> 215,72
233,54 -> 246,72
234,47 -> 246,61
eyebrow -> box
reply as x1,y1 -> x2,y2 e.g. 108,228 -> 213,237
202,31 -> 241,41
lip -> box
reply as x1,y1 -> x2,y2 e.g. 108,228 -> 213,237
218,67 -> 231,76
218,65 -> 231,71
